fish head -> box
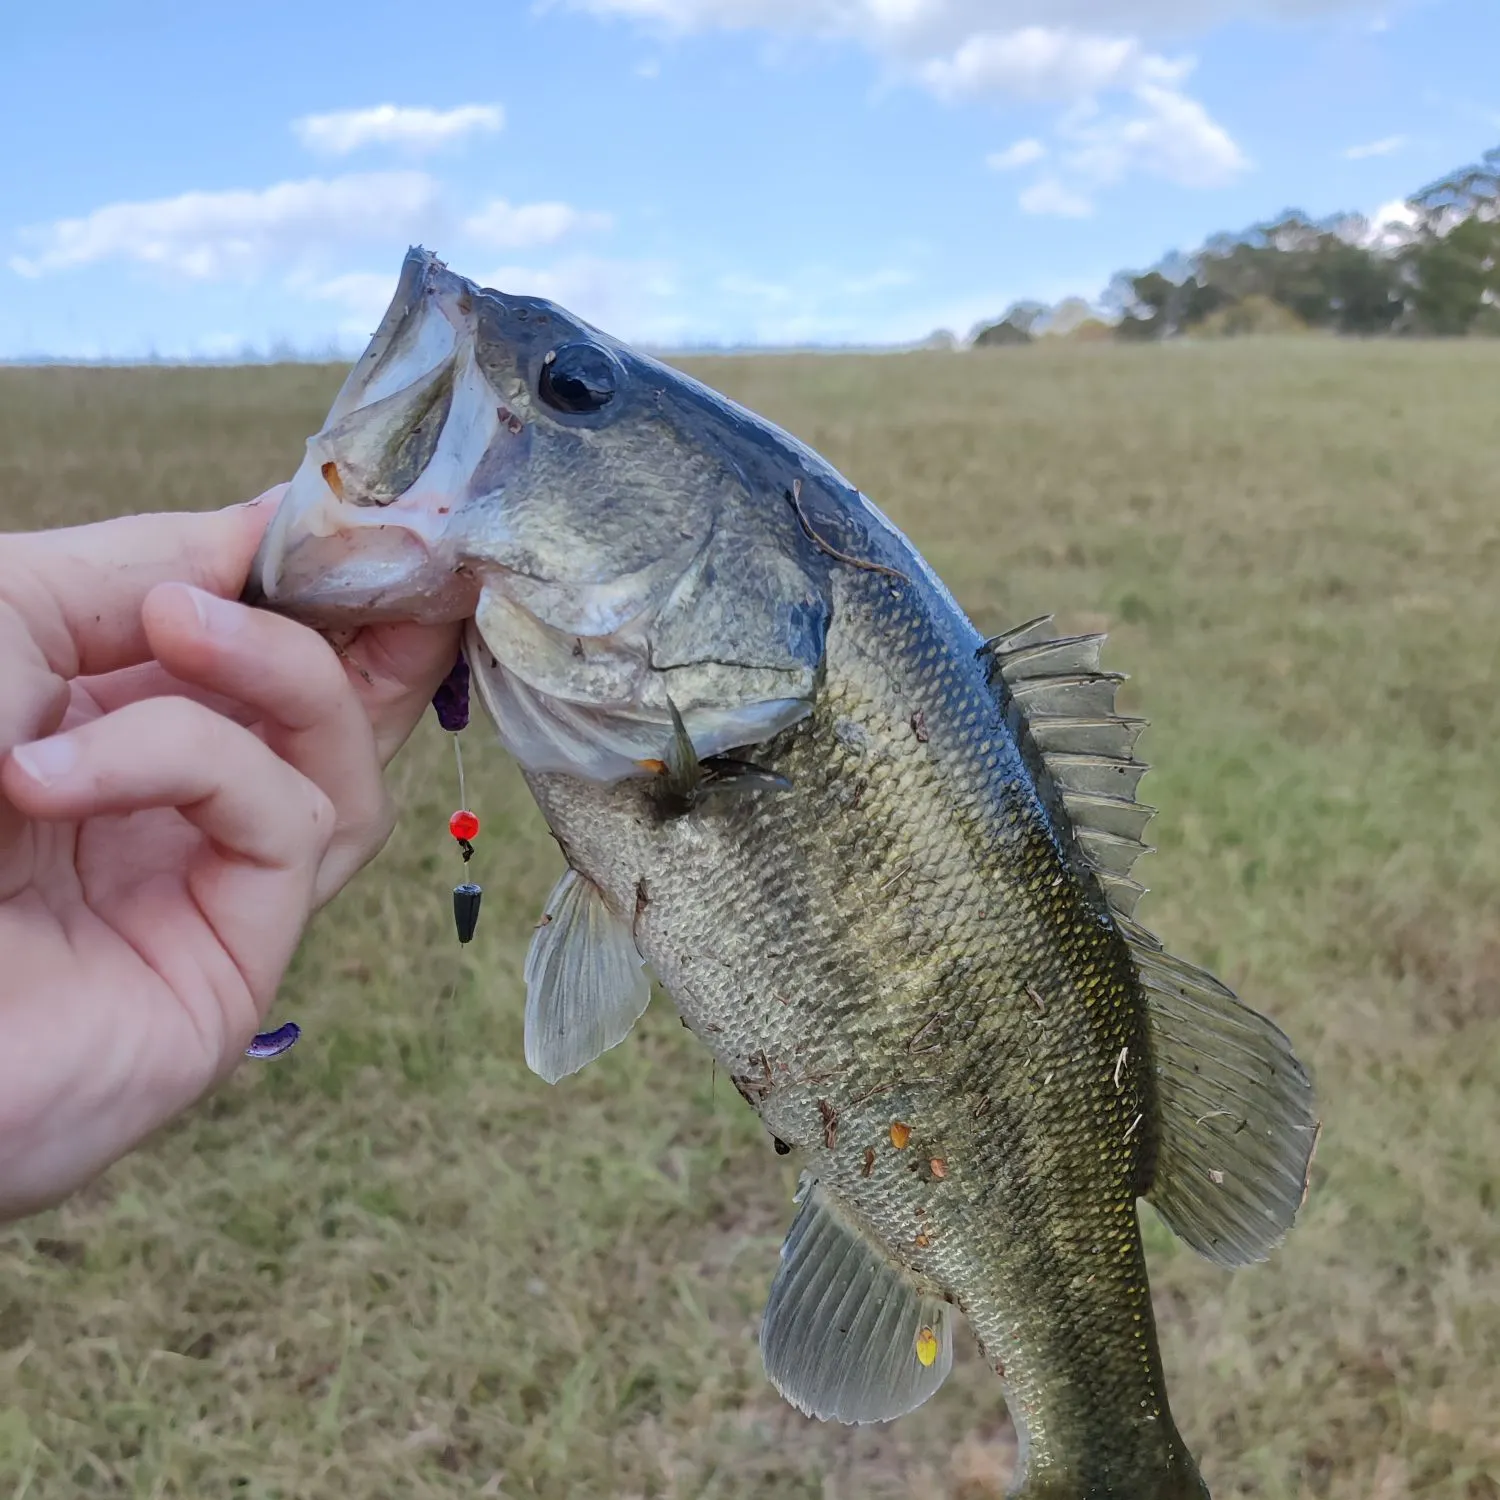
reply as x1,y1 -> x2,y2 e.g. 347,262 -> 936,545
248,247 -> 834,780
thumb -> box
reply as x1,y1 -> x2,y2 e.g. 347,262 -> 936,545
339,620 -> 465,765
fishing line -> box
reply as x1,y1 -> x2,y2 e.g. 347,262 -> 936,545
433,647 -> 483,945
245,645 -> 484,1065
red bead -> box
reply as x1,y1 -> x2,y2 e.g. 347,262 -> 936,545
449,809 -> 480,842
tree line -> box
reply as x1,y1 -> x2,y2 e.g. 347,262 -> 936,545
972,146 -> 1500,346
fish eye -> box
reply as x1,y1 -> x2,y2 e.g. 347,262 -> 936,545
539,342 -> 619,415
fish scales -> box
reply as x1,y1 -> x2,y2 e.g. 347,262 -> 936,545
526,556 -> 1198,1495
247,248 -> 1316,1500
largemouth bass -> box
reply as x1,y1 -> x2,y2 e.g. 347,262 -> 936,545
247,249 -> 1317,1499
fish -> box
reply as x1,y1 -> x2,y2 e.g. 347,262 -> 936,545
246,248 -> 1318,1500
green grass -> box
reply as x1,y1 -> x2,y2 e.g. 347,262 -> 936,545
1,338 -> 1498,1498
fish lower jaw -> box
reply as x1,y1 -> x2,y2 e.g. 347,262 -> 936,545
254,499 -> 486,625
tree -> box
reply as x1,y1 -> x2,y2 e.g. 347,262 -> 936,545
970,142 -> 1500,345
1194,294 -> 1308,337
1403,149 -> 1500,335
1405,216 -> 1499,334
1111,270 -> 1225,340
1193,213 -> 1403,334
972,300 -> 1049,347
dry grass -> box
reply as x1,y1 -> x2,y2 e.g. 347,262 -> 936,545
1,338 -> 1497,1499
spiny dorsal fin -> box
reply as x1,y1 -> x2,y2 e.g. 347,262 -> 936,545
523,869 -> 652,1084
980,614 -> 1058,655
980,618 -> 1153,919
761,1178 -> 954,1424
1116,916 -> 1320,1267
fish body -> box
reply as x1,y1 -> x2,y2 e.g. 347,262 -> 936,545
523,579 -> 1192,1494
248,249 -> 1317,1500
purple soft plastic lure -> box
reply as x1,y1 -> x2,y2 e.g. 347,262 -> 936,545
245,1022 -> 301,1059
431,649 -> 471,732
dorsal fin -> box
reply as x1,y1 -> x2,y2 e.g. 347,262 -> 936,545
1117,915 -> 1319,1267
983,617 -> 1318,1265
980,616 -> 1153,920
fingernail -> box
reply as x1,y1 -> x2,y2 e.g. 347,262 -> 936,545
184,585 -> 243,638
11,736 -> 79,787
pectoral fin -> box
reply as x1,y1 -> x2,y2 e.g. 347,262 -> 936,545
654,697 -> 793,812
523,869 -> 652,1084
761,1178 -> 954,1424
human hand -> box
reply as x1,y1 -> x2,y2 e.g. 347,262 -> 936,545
0,491 -> 461,1221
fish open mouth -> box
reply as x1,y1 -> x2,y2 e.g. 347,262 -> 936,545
243,253 -> 505,625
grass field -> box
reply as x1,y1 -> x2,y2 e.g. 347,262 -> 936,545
1,338 -> 1498,1500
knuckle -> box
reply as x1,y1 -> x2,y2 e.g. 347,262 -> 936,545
305,784 -> 339,848
152,695 -> 223,762
154,693 -> 209,735
370,788 -> 398,848
293,623 -> 353,705
337,781 -> 395,860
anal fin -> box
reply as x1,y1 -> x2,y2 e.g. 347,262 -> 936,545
761,1178 -> 954,1424
523,869 -> 652,1084
1120,916 -> 1319,1268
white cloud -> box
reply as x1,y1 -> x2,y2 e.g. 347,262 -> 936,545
293,103 -> 504,156
1343,133 -> 1406,160
318,253 -> 926,351
1059,82 -> 1249,189
11,171 -> 615,286
10,172 -> 444,279
306,271 -> 406,336
1372,196 -> 1418,228
464,198 -> 614,250
306,256 -> 680,344
1019,178 -> 1095,216
1357,196 -> 1419,248
11,173 -> 618,288
565,0 -> 1365,52
570,2 -> 1251,204
920,28 -> 1188,103
988,138 -> 1048,170
478,256 -> 683,341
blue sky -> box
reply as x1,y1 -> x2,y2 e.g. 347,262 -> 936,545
2,0 -> 1495,357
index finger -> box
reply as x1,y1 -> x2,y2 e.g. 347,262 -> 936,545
0,488 -> 284,681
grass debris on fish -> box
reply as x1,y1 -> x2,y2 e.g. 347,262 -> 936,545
246,248 -> 1318,1500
